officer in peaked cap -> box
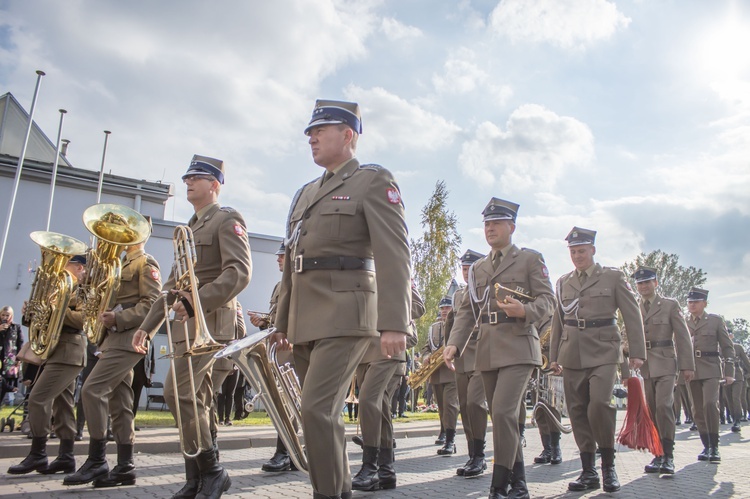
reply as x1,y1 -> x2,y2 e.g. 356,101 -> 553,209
271,99 -> 411,498
448,249 -> 490,478
133,154 -> 251,498
548,226 -> 646,493
685,286 -> 735,463
630,265 -> 694,475
445,198 -> 555,498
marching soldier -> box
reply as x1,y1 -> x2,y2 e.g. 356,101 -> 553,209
271,99 -> 411,499
351,284 -> 425,491
424,297 -> 460,455
728,331 -> 750,433
686,287 -> 735,463
64,239 -> 161,487
448,249 -> 489,477
532,313 -> 564,467
253,242 -> 299,473
631,266 -> 694,475
445,198 -> 555,499
8,255 -> 88,475
549,227 -> 646,493
133,155 -> 252,499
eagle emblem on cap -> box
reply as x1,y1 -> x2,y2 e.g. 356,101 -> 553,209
572,231 -> 578,238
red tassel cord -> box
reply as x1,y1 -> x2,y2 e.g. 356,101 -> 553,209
616,375 -> 663,456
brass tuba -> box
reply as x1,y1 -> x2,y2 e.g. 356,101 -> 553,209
215,330 -> 308,472
24,231 -> 88,360
80,204 -> 151,344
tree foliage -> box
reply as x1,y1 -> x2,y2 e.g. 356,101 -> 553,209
411,180 -> 462,348
726,318 -> 750,350
621,250 -> 707,307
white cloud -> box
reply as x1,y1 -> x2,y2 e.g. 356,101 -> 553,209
381,17 -> 423,40
458,104 -> 594,191
489,0 -> 630,50
431,48 -> 513,106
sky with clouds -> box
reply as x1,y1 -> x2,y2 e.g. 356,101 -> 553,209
1,0 -> 749,319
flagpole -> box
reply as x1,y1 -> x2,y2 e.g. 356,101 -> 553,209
46,108 -> 67,231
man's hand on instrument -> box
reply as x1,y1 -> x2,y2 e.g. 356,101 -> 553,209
381,331 -> 407,359
269,331 -> 292,350
248,312 -> 268,328
629,357 -> 644,370
171,289 -> 193,321
100,311 -> 116,328
496,296 -> 526,318
132,329 -> 149,354
682,369 -> 695,383
443,345 -> 458,371
725,376 -> 735,386
550,361 -> 563,375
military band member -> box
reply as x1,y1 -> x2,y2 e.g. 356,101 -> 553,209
271,99 -> 411,499
253,242 -> 298,473
424,296 -> 460,456
686,287 -> 735,463
9,255 -> 88,476
448,249 -> 489,477
532,313 -> 564,467
631,266 -> 694,475
64,239 -> 161,487
728,331 -> 750,433
445,198 -> 555,499
549,227 -> 646,493
133,155 -> 252,499
351,284 -> 425,491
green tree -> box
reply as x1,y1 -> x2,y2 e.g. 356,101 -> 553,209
727,318 -> 750,350
621,250 -> 707,307
411,180 -> 462,348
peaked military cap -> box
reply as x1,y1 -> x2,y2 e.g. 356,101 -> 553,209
438,296 -> 453,308
482,197 -> 519,222
565,226 -> 596,246
687,287 -> 709,302
70,254 -> 87,265
275,242 -> 286,255
460,249 -> 484,265
304,99 -> 362,135
182,154 -> 225,184
632,266 -> 657,283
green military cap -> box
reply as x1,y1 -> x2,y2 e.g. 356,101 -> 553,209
565,226 -> 596,246
632,266 -> 657,283
275,242 -> 286,255
438,296 -> 453,308
482,198 -> 519,222
304,99 -> 362,135
687,287 -> 709,302
183,154 -> 225,184
460,249 -> 484,265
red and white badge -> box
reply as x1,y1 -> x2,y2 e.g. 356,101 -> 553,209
150,268 -> 160,281
541,264 -> 549,278
234,224 -> 245,236
386,188 -> 401,205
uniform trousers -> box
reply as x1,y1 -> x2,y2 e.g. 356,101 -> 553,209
482,364 -> 534,468
294,337 -> 370,497
728,377 -> 746,422
165,338 -> 215,453
455,369 -> 487,444
674,382 -> 693,422
356,359 -> 401,448
29,361 -> 81,440
131,357 -> 149,418
562,364 -> 618,453
644,374 -> 677,441
744,379 -> 750,416
432,381 -> 459,431
688,377 -> 721,434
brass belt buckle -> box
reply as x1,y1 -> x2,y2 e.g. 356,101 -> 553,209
294,255 -> 304,273
577,319 -> 585,330
695,350 -> 702,358
489,312 -> 498,325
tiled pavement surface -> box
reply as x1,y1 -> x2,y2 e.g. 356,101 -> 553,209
1,416 -> 748,498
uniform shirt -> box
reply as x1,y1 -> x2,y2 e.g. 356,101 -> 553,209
276,158 -> 411,344
448,244 -> 555,371
422,320 -> 453,383
638,293 -> 694,379
140,203 -> 252,341
447,286 -> 478,374
686,312 -> 735,380
550,263 -> 646,369
734,342 -> 750,378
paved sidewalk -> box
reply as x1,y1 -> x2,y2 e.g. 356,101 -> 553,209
1,416 -> 749,498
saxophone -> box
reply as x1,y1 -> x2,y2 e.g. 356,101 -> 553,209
407,345 -> 445,390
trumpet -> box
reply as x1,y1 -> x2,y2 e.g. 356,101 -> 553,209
494,283 -> 536,304
247,310 -> 272,322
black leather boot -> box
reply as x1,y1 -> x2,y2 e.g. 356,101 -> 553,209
377,446 -> 397,490
660,439 -> 675,474
644,454 -> 663,473
508,459 -> 530,499
8,436 -> 48,474
464,439 -> 487,477
698,432 -> 709,461
352,446 -> 379,491
437,428 -> 457,455
731,421 -> 741,433
457,438 -> 474,475
600,448 -> 620,493
261,437 -> 292,472
435,429 -> 446,445
93,443 -> 136,487
63,438 -> 109,485
534,434 -> 551,464
489,464 -> 512,499
352,435 -> 364,448
195,449 -> 231,499
708,433 -> 721,463
549,432 -> 562,465
40,438 -> 75,474
568,451 -> 599,491
171,457 -> 200,499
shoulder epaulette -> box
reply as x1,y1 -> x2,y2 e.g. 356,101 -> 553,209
358,163 -> 383,171
219,206 -> 237,213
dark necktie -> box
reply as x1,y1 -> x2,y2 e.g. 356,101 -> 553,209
579,271 -> 587,286
492,251 -> 502,270
644,300 -> 651,314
